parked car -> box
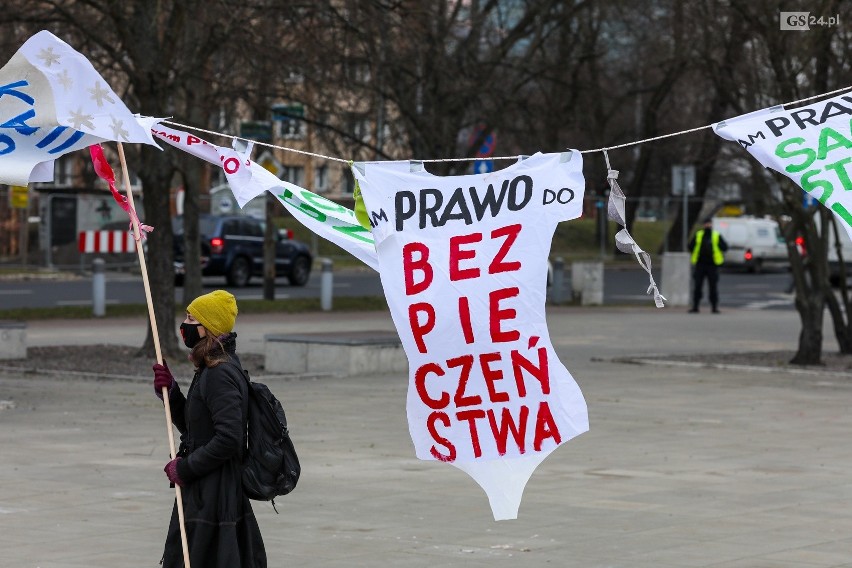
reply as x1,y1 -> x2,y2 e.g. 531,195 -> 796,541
173,214 -> 313,287
712,216 -> 788,273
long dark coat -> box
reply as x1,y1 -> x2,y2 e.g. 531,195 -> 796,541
161,335 -> 266,567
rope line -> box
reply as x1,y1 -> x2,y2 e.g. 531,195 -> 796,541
580,125 -> 712,154
162,84 -> 852,165
581,84 -> 852,154
161,120 -> 350,163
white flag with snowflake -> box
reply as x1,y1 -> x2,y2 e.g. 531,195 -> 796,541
0,30 -> 159,185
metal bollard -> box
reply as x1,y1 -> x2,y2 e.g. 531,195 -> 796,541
92,257 -> 105,317
320,258 -> 333,311
551,257 -> 565,304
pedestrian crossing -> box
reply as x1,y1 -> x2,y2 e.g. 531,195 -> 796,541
739,294 -> 795,310
611,292 -> 796,310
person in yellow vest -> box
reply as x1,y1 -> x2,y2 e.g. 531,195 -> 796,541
688,218 -> 728,313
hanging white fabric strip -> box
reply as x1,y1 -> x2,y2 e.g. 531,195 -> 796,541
603,150 -> 666,308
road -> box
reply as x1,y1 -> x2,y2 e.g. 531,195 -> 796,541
0,265 -> 794,311
606,266 -> 794,310
0,269 -> 384,309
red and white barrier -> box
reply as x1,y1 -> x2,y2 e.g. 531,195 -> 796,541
78,230 -> 137,253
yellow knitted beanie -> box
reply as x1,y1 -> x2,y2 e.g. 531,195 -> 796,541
187,290 -> 238,337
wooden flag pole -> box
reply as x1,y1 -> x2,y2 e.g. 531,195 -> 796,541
116,143 -> 192,568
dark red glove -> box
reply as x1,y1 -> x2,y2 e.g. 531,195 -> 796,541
153,361 -> 176,401
164,457 -> 185,487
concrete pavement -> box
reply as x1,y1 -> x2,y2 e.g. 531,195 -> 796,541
2,306 -> 852,567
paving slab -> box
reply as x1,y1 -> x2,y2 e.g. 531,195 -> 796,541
1,306 -> 851,567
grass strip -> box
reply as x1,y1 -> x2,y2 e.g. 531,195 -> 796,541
0,295 -> 390,321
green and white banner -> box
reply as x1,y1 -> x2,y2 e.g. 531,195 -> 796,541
715,92 -> 852,240
153,125 -> 378,270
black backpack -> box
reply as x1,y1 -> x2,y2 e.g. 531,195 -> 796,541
229,363 -> 300,509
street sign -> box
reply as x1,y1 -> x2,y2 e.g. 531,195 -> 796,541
671,165 -> 696,196
803,193 -> 818,208
469,124 -> 497,157
271,103 -> 306,139
474,159 -> 494,174
477,133 -> 496,157
239,120 -> 273,143
257,151 -> 284,178
672,164 -> 696,252
10,185 -> 28,209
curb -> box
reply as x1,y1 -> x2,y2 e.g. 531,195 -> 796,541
603,356 -> 852,380
0,364 -> 335,383
0,272 -> 84,282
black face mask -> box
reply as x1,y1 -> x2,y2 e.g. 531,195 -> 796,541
180,322 -> 204,348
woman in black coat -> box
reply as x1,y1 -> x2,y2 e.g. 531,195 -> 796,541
153,290 -> 266,567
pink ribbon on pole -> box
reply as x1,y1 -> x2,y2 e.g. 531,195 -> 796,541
88,144 -> 153,240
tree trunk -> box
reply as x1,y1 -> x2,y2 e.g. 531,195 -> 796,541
791,291 -> 824,365
783,199 -> 827,366
825,292 -> 852,354
809,23 -> 852,356
182,154 -> 204,306
264,192 -> 276,300
791,325 -> 823,365
137,145 -> 181,360
826,214 -> 852,353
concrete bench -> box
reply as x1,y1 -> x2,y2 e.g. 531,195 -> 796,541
572,261 -> 603,305
0,321 -> 26,360
265,331 -> 407,376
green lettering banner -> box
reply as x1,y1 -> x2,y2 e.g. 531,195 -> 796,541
714,92 -> 852,239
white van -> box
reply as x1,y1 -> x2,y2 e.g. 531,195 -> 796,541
712,216 -> 788,272
811,213 -> 852,284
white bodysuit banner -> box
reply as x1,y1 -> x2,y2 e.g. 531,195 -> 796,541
353,152 -> 589,520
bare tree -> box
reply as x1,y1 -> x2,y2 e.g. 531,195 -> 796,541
5,0 -> 852,369
726,0 -> 852,364
6,1 -> 285,357
278,0 -> 596,171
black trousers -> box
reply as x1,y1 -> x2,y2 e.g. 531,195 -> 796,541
692,264 -> 720,310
